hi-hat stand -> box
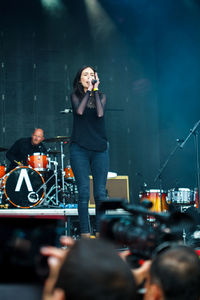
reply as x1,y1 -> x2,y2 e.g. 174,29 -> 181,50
59,141 -> 67,205
43,136 -> 75,206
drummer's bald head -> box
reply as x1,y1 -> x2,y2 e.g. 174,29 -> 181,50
33,128 -> 44,137
32,128 -> 44,145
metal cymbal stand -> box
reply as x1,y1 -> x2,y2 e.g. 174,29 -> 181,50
58,139 -> 76,205
43,160 -> 59,206
59,140 -> 69,205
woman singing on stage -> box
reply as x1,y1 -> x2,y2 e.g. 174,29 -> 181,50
70,66 -> 109,238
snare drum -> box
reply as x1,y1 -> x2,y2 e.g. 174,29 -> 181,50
167,188 -> 194,205
3,166 -> 45,208
64,166 -> 74,180
139,189 -> 168,212
0,165 -> 6,178
28,153 -> 49,171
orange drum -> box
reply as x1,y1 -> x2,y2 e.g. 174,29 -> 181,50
139,189 -> 168,213
64,166 -> 74,180
0,165 -> 6,178
28,153 -> 49,171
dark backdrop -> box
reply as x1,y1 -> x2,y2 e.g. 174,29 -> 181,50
0,0 -> 200,203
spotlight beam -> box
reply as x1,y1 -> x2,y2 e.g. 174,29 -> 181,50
84,0 -> 116,40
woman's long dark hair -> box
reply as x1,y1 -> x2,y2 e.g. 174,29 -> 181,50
73,66 -> 97,98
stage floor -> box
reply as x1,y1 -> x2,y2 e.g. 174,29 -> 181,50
0,208 -> 95,216
0,207 -> 129,216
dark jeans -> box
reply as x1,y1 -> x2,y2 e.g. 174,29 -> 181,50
70,143 -> 109,234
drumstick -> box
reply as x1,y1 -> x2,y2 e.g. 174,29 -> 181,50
14,160 -> 23,166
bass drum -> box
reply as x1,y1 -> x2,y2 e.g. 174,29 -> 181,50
3,166 -> 45,208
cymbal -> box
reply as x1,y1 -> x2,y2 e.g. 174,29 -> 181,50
0,147 -> 8,152
44,136 -> 70,143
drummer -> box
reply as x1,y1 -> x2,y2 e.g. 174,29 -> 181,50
6,128 -> 47,173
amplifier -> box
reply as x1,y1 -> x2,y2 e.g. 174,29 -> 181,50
89,176 -> 129,207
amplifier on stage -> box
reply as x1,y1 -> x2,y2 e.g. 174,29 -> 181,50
89,175 -> 129,207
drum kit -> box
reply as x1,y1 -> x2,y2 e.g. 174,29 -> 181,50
139,187 -> 199,222
139,187 -> 200,245
140,120 -> 200,224
0,137 -> 78,209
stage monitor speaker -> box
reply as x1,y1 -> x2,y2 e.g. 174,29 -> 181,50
89,175 -> 129,207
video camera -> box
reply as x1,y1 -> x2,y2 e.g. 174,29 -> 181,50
99,199 -> 195,267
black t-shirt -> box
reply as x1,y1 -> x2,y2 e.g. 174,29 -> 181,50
70,91 -> 107,151
6,137 -> 47,171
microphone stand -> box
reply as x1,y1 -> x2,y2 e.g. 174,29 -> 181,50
154,120 -> 200,212
180,120 -> 200,212
154,139 -> 182,211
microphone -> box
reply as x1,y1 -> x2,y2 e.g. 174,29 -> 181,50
92,79 -> 97,85
60,108 -> 73,114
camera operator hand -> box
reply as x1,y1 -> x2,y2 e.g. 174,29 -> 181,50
119,250 -> 151,286
132,260 -> 152,286
40,236 -> 75,300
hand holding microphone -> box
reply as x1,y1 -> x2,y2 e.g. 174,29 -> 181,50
88,73 -> 100,91
93,72 -> 100,90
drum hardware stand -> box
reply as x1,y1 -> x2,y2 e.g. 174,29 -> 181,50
59,140 -> 71,205
0,189 -> 3,205
180,205 -> 189,244
182,228 -> 187,245
44,136 -> 73,206
42,160 -> 59,207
